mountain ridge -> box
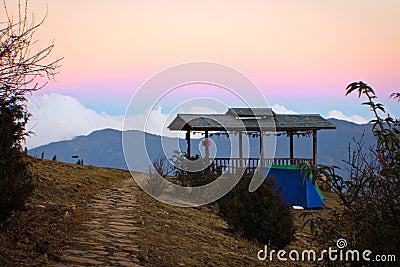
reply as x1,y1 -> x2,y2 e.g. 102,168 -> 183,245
29,118 -> 374,176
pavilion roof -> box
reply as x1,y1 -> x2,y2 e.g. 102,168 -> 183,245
168,108 -> 336,132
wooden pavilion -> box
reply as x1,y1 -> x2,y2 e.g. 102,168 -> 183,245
168,108 -> 335,172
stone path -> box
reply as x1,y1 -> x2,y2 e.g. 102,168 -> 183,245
53,177 -> 143,267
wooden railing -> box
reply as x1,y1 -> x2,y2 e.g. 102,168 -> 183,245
213,157 -> 313,174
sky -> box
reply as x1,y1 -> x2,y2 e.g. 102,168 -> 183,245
4,1 -> 399,147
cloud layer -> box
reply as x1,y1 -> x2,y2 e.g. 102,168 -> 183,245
326,110 -> 368,124
271,104 -> 298,114
26,94 -> 215,148
26,94 -> 124,148
25,94 -> 369,148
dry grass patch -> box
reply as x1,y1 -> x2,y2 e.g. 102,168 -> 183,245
0,157 -> 128,266
0,158 -> 336,266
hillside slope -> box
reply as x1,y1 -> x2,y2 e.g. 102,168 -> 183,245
1,158 -> 293,266
0,157 -> 127,266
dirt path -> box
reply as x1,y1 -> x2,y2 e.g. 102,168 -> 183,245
53,176 -> 143,267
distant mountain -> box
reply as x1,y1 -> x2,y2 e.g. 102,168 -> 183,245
29,119 -> 374,176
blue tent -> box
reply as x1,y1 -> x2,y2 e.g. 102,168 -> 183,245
262,167 -> 325,209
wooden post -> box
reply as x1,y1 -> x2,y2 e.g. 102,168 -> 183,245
238,131 -> 243,167
186,130 -> 191,158
259,131 -> 264,168
205,130 -> 209,160
312,130 -> 317,164
289,131 -> 294,164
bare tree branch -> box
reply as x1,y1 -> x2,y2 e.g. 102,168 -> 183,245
1,0 -> 62,100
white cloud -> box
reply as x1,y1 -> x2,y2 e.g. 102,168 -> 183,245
26,94 -> 124,148
326,110 -> 369,124
271,105 -> 369,124
271,104 -> 298,114
123,105 -> 220,139
123,106 -> 174,137
26,94 -> 220,148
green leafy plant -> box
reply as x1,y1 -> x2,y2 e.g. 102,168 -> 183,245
300,82 -> 400,263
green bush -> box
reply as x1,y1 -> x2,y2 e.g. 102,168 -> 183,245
0,97 -> 34,220
172,152 -> 220,187
218,173 -> 296,249
301,82 -> 400,264
170,151 -> 295,248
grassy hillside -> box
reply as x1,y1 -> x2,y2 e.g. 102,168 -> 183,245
0,157 -> 127,266
0,157 -> 331,266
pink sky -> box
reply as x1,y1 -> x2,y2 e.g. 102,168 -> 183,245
8,0 -> 400,117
